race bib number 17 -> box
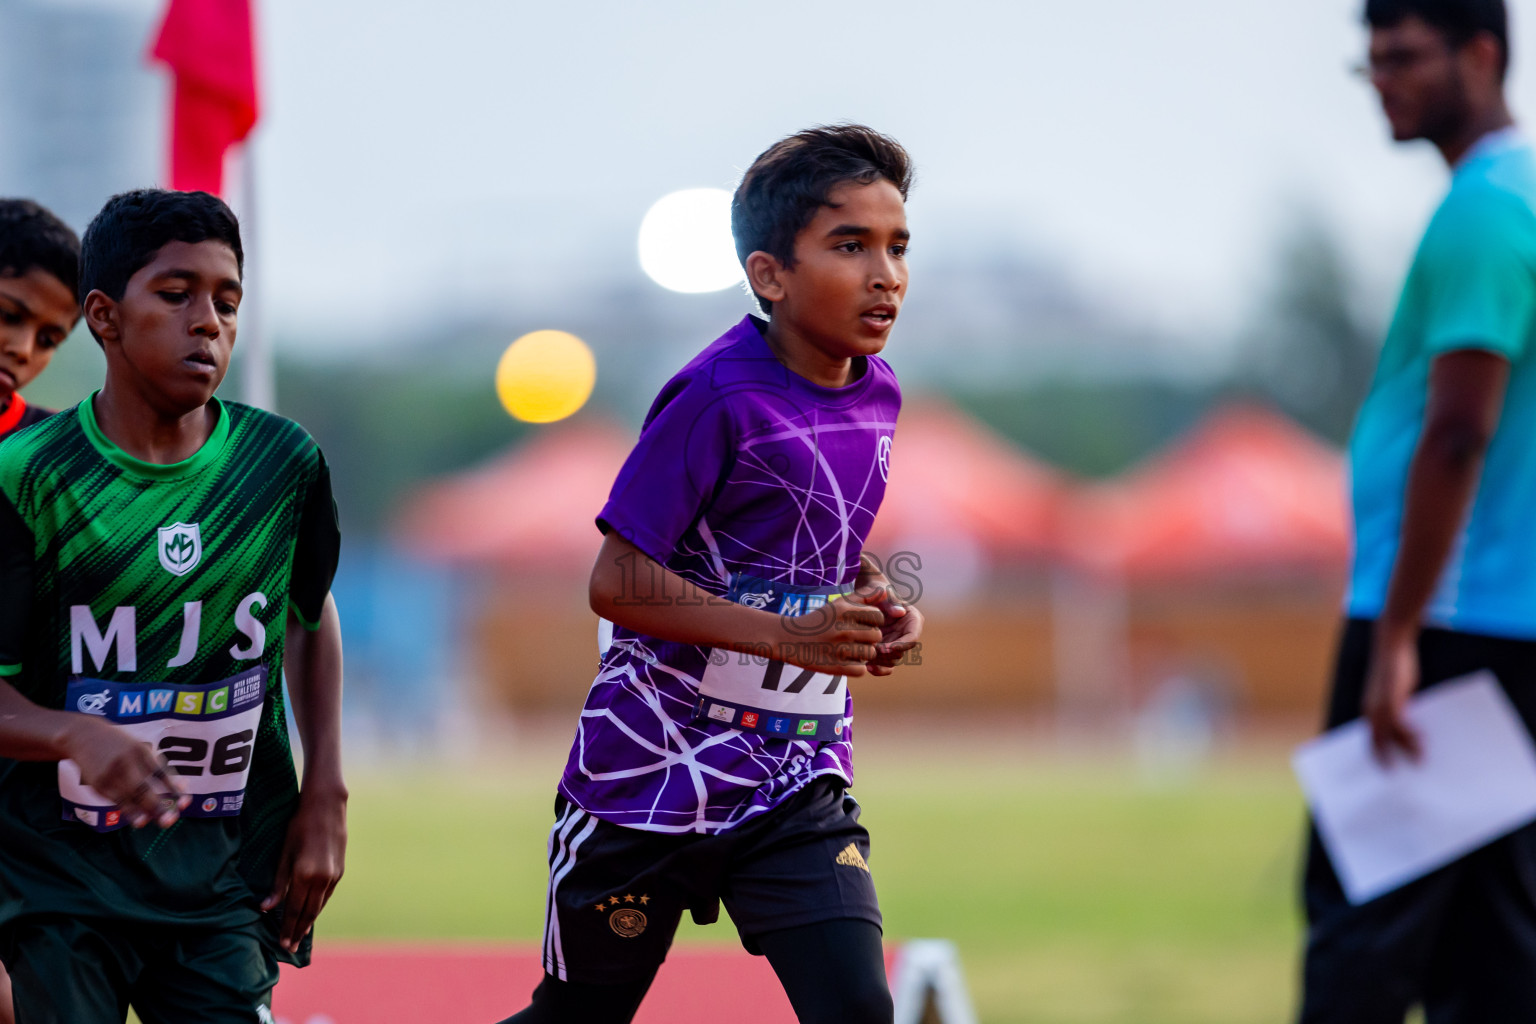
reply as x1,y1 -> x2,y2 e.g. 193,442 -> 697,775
691,574 -> 851,743
59,668 -> 266,831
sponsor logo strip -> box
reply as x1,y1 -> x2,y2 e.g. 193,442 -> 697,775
61,790 -> 246,833
692,697 -> 847,742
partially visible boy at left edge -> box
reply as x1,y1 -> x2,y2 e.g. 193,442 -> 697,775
0,198 -> 84,1024
0,199 -> 80,443
0,188 -> 346,1023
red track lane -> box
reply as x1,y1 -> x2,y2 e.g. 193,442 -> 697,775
273,943 -> 901,1023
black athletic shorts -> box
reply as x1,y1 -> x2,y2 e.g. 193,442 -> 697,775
0,914 -> 278,1024
1301,618 -> 1536,1024
540,776 -> 882,985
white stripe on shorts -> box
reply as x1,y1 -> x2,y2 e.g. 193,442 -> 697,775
548,815 -> 599,980
544,806 -> 599,980
542,806 -> 580,972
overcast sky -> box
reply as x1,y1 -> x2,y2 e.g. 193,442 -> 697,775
214,0 -> 1536,346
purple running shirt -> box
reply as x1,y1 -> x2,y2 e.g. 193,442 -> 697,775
557,315 -> 902,834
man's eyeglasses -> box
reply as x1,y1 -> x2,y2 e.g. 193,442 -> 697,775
1351,45 -> 1450,79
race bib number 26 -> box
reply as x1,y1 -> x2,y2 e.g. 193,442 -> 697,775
59,668 -> 266,832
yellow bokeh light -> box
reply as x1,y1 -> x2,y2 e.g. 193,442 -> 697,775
495,330 -> 596,423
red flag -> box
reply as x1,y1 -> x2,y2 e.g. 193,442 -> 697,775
150,0 -> 258,196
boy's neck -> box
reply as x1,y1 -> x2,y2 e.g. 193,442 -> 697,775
93,382 -> 218,465
761,315 -> 859,390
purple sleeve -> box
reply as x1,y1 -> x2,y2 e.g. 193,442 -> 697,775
596,375 -> 735,563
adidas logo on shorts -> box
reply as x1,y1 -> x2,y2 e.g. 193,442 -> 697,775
835,843 -> 870,872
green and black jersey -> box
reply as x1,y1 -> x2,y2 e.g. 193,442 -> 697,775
0,396 -> 339,962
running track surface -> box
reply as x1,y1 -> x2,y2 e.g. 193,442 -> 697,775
273,944 -> 898,1023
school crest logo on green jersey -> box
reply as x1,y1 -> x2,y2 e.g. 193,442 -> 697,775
157,522 -> 203,577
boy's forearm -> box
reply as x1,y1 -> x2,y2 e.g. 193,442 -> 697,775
0,680 -> 79,762
593,577 -> 784,653
284,595 -> 346,795
591,535 -> 785,653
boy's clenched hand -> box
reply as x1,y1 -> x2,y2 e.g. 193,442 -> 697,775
860,582 -> 923,676
777,590 -> 887,675
62,717 -> 190,828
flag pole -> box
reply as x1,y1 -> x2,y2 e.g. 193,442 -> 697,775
238,141 -> 275,411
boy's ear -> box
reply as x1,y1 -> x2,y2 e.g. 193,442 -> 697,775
745,251 -> 790,307
82,289 -> 120,345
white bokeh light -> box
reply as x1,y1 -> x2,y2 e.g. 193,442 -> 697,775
637,188 -> 745,294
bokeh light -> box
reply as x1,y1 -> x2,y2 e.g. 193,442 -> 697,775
495,330 -> 596,423
637,187 -> 744,294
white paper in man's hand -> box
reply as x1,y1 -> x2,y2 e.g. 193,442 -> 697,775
1292,671 -> 1536,905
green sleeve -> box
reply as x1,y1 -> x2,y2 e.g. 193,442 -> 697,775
1420,185 -> 1536,360
0,490 -> 34,675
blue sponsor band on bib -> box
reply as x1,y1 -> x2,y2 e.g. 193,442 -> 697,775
68,668 -> 266,723
722,572 -> 850,617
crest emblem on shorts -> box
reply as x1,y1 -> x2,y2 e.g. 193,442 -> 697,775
157,522 -> 203,577
610,908 -> 648,938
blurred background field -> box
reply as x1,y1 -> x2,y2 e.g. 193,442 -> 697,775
16,0 -> 1536,1019
320,717 -> 1309,1024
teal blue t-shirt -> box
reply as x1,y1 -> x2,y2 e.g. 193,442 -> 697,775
1348,129 -> 1536,638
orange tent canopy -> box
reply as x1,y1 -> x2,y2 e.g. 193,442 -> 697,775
393,418 -> 631,572
866,399 -> 1065,560
1057,404 -> 1348,580
395,402 -> 1340,581
397,400 -> 1066,574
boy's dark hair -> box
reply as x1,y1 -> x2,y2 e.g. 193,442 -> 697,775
80,189 -> 243,306
1365,0 -> 1510,76
732,124 -> 914,311
0,199 -> 82,303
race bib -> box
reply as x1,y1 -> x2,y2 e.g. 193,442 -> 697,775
59,668 -> 267,832
692,574 -> 852,742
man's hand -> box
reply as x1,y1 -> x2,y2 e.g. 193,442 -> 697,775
263,786 -> 347,953
776,590 -> 886,675
861,582 -> 923,676
1362,625 -> 1423,763
60,717 -> 189,829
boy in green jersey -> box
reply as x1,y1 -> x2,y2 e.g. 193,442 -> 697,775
0,189 -> 347,1024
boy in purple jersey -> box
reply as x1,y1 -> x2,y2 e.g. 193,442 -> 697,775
497,125 -> 922,1024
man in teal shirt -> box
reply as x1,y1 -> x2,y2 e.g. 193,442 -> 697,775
1303,1 -> 1536,1021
